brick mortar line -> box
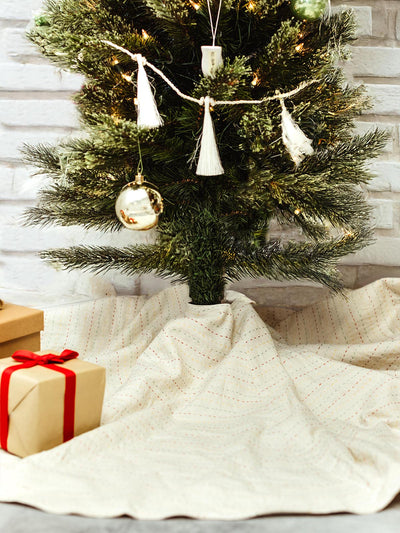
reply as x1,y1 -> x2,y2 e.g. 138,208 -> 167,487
358,115 -> 400,123
0,157 -> 27,164
0,251 -> 40,257
0,197 -> 34,203
0,20 -> 30,29
0,162 -> 28,168
0,18 -> 31,24
355,76 -> 400,84
0,91 -> 78,99
1,125 -> 78,132
333,0 -> 400,6
354,40 -> 400,46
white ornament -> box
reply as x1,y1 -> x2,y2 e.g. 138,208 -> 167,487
201,45 -> 223,78
136,54 -> 164,129
196,96 -> 224,176
280,99 -> 314,166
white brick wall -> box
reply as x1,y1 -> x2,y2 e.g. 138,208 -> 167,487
1,0 -> 400,308
0,0 -> 158,305
339,1 -> 400,268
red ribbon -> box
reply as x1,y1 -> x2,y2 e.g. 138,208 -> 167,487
0,349 -> 79,452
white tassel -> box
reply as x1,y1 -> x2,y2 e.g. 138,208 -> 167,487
280,98 -> 314,166
196,96 -> 224,176
136,54 -> 163,129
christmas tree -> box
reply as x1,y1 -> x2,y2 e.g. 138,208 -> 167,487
24,0 -> 386,305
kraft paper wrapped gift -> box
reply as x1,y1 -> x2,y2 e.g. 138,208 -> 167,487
0,303 -> 44,358
0,350 -> 106,458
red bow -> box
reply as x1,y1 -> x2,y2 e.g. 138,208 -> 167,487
11,349 -> 78,366
0,349 -> 79,452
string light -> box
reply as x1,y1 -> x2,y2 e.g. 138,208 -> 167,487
189,0 -> 200,9
111,57 -> 119,66
295,43 -> 304,52
294,208 -> 302,215
251,73 -> 259,86
83,0 -> 96,9
121,73 -> 132,82
141,29 -> 150,40
247,0 -> 256,10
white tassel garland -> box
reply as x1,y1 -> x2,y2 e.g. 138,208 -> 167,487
136,54 -> 164,129
280,99 -> 313,166
196,96 -> 224,176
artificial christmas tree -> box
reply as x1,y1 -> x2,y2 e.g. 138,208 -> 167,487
24,0 -> 386,304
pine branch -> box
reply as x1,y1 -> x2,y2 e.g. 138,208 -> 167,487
25,205 -> 120,231
229,229 -> 373,289
40,244 -> 189,279
21,143 -> 62,177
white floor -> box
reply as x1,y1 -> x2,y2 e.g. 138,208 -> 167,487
1,496 -> 400,533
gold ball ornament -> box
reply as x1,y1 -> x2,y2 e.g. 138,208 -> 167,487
290,0 -> 328,21
115,174 -> 163,230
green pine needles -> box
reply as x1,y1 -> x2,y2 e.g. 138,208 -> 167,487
24,0 -> 387,304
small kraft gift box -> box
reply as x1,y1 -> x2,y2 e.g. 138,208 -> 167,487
0,301 -> 44,358
0,349 -> 106,457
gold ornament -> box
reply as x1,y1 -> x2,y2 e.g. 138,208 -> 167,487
115,173 -> 164,230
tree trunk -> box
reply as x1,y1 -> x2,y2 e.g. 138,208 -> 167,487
188,268 -> 226,305
187,219 -> 226,305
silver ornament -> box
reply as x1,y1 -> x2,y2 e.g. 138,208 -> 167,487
115,173 -> 163,230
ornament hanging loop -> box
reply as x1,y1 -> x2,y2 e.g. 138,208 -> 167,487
206,0 -> 223,46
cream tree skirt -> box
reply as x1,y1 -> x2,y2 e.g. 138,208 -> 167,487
1,279 -> 400,519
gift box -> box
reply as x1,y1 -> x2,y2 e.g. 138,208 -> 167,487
0,303 -> 44,358
0,350 -> 106,457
